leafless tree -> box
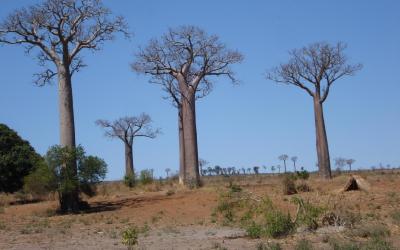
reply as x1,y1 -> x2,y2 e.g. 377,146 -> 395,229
346,158 -> 355,171
132,26 -> 243,187
0,0 -> 128,212
266,42 -> 362,179
279,154 -> 289,173
198,158 -> 208,176
291,156 -> 298,172
96,113 -> 160,179
334,157 -> 347,172
165,168 -> 171,178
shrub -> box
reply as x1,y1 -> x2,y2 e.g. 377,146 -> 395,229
296,168 -> 310,180
139,169 -> 153,185
24,145 -> 107,202
264,209 -> 294,238
0,123 -> 43,193
121,226 -> 139,249
295,239 -> 314,250
124,173 -> 136,187
291,197 -> 324,230
246,222 -> 263,238
282,175 -> 297,195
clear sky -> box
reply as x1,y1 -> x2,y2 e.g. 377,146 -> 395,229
1,0 -> 399,180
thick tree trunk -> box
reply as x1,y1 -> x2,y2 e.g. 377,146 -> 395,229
125,142 -> 134,177
57,65 -> 80,212
181,94 -> 200,187
178,109 -> 185,185
313,96 -> 332,179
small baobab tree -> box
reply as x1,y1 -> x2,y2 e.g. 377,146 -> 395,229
278,154 -> 289,173
0,0 -> 128,212
277,165 -> 281,174
266,42 -> 362,179
334,157 -> 347,172
346,159 -> 355,171
291,156 -> 298,172
198,158 -> 209,176
165,168 -> 171,178
271,165 -> 276,174
96,114 -> 160,180
133,26 -> 243,187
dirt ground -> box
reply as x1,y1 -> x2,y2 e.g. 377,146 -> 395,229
1,170 -> 400,250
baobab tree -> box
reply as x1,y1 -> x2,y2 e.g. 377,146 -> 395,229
278,154 -> 289,173
334,157 -> 347,172
96,114 -> 160,180
133,26 -> 243,187
291,156 -> 298,172
165,168 -> 171,178
266,42 -> 362,179
0,0 -> 127,212
199,158 -> 209,176
346,159 -> 355,171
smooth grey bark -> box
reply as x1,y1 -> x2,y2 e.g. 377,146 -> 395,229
313,95 -> 332,179
125,142 -> 134,177
178,109 -> 185,185
181,93 -> 200,186
57,64 -> 80,212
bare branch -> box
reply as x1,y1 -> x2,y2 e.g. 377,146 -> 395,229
266,42 -> 362,102
0,0 -> 129,85
96,113 -> 160,146
132,25 -> 243,103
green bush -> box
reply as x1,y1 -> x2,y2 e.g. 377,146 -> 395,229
139,169 -> 153,185
296,168 -> 310,180
264,209 -> 294,238
121,226 -> 139,249
124,173 -> 136,187
0,123 -> 43,193
246,222 -> 263,238
291,197 -> 324,230
23,145 -> 107,200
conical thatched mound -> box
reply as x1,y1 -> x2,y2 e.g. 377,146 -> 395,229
342,175 -> 370,192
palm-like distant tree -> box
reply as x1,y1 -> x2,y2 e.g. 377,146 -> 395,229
279,154 -> 289,173
247,168 -> 252,174
277,165 -> 281,174
291,156 -> 298,172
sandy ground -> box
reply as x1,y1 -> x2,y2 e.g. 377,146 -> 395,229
1,171 -> 400,249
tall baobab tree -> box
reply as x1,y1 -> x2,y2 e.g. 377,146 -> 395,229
291,156 -> 298,172
346,159 -> 355,171
96,114 -> 160,180
133,26 -> 243,187
334,157 -> 347,172
278,154 -> 289,173
266,42 -> 362,179
0,0 -> 127,212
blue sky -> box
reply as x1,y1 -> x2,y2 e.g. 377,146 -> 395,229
1,0 -> 399,180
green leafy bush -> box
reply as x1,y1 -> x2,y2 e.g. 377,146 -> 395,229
296,168 -> 310,180
263,209 -> 294,237
291,197 -> 324,230
121,226 -> 139,249
124,173 -> 136,187
139,169 -> 153,185
0,123 -> 43,193
23,145 -> 107,200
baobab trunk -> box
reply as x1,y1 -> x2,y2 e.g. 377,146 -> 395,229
178,109 -> 185,185
124,142 -> 134,177
313,96 -> 332,179
57,65 -> 80,212
182,94 -> 200,187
